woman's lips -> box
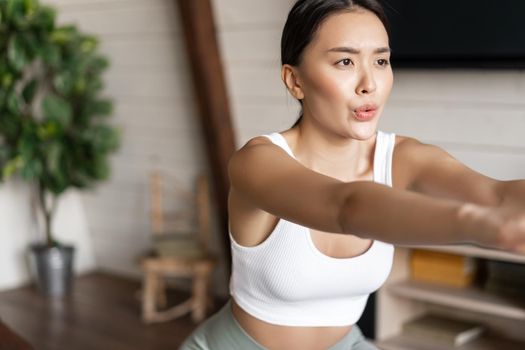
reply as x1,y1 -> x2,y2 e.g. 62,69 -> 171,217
353,105 -> 377,121
354,110 -> 376,121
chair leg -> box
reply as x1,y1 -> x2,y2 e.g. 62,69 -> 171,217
142,270 -> 158,323
156,275 -> 167,309
191,268 -> 209,323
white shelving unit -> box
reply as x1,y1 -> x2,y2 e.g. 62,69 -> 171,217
375,244 -> 525,349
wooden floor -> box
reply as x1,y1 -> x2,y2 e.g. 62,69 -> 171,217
0,272 -> 226,350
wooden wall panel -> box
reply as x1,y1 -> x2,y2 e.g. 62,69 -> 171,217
177,0 -> 238,269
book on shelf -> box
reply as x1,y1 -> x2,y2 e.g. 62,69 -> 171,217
484,260 -> 525,298
402,313 -> 485,347
410,249 -> 477,287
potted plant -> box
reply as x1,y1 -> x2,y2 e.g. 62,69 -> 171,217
0,0 -> 119,296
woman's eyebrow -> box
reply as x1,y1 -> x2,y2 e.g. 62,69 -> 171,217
326,46 -> 391,54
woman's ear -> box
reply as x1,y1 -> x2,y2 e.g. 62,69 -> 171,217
281,64 -> 305,100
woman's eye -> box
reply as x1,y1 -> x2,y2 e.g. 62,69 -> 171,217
377,58 -> 390,66
337,58 -> 353,66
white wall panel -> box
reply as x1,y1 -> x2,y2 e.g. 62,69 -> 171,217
380,106 -> 525,148
54,1 -> 179,37
213,0 -> 293,29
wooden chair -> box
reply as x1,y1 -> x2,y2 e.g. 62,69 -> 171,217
140,170 -> 217,324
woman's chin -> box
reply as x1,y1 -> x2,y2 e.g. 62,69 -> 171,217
346,121 -> 379,140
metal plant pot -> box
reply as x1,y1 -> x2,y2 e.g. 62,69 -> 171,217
30,244 -> 75,297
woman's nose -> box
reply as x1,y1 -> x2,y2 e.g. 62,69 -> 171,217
356,69 -> 377,95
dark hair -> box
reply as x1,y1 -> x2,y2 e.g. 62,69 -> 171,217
281,0 -> 390,128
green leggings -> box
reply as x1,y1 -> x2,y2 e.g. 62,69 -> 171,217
179,300 -> 379,350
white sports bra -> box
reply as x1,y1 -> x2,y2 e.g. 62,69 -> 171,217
229,130 -> 396,327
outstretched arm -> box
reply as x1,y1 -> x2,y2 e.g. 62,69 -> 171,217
338,180 -> 471,246
343,136 -> 525,252
229,136 -> 525,254
498,180 -> 525,208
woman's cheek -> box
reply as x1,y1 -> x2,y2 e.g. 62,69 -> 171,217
379,70 -> 394,96
316,74 -> 351,101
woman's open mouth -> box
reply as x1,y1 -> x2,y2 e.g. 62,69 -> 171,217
353,104 -> 378,121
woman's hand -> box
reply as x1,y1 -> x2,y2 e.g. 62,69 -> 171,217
460,203 -> 525,254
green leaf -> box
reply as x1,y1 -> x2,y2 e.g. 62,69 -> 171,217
7,34 -> 28,72
0,145 -> 11,168
20,157 -> 43,180
33,5 -> 55,32
87,55 -> 109,74
20,32 -> 38,58
22,78 -> 38,104
23,0 -> 38,17
80,35 -> 97,54
105,127 -> 120,152
93,156 -> 109,180
0,113 -> 21,138
73,76 -> 86,94
92,99 -> 112,117
85,77 -> 103,96
50,25 -> 76,45
40,43 -> 60,68
1,72 -> 14,88
84,125 -> 119,153
6,91 -> 21,115
6,0 -> 24,22
18,127 -> 37,160
45,140 -> 62,177
53,71 -> 73,95
37,121 -> 59,140
2,156 -> 23,179
42,94 -> 72,127
48,176 -> 68,195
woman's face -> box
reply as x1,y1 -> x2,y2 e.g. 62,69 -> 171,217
292,9 -> 393,140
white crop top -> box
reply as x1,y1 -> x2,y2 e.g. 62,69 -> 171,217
229,130 -> 396,327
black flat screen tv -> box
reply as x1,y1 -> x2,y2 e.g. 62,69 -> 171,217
382,0 -> 525,68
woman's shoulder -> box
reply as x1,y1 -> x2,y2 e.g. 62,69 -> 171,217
228,132 -> 297,187
393,133 -> 438,156
230,131 -> 290,162
244,134 -> 275,148
391,133 -> 451,189
392,133 -> 442,169
238,131 -> 282,150
378,131 -> 410,145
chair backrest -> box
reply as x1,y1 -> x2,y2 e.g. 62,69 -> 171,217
149,170 -> 211,253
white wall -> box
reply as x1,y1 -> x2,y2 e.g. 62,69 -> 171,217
383,70 -> 525,180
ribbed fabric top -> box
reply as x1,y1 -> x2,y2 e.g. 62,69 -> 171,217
229,130 -> 396,327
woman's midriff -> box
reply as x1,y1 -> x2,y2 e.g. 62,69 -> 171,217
231,299 -> 353,350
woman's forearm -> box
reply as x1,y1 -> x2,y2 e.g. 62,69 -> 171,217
499,180 -> 525,208
338,181 -> 477,246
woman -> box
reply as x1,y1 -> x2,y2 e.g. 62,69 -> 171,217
180,0 -> 525,349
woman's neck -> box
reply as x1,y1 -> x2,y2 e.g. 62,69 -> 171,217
282,122 -> 377,181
